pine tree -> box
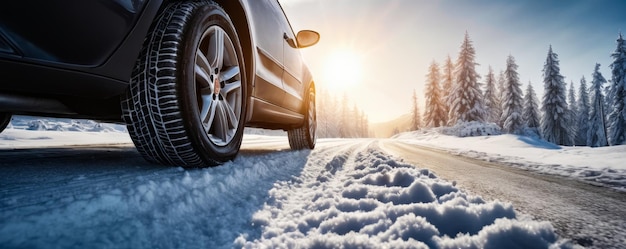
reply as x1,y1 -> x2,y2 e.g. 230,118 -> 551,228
541,46 -> 570,145
575,76 -> 591,146
411,90 -> 422,131
441,55 -> 454,125
360,110 -> 370,137
523,82 -> 541,136
423,61 -> 447,127
607,33 -> 626,145
351,104 -> 359,138
339,93 -> 349,138
330,94 -> 341,137
496,70 -> 506,127
316,89 -> 337,138
483,66 -> 501,124
567,81 -> 578,144
588,63 -> 608,147
449,32 -> 485,124
501,55 -> 525,134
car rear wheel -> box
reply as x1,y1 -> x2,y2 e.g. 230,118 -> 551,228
288,86 -> 316,150
122,1 -> 246,167
0,113 -> 11,134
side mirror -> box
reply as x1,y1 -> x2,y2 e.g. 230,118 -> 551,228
296,30 -> 320,48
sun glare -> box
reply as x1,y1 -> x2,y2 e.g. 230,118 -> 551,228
322,51 -> 363,90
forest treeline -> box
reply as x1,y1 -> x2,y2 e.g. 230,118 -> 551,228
316,91 -> 371,138
413,32 -> 626,147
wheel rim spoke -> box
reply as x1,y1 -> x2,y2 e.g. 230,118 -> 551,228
195,51 -> 213,89
215,103 -> 229,141
221,66 -> 240,82
222,95 -> 239,128
201,95 -> 217,133
222,80 -> 241,95
208,28 -> 225,71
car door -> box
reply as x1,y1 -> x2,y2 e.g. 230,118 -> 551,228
246,0 -> 286,107
275,1 -> 306,112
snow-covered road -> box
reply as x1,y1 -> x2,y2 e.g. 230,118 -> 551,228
1,137 -> 582,248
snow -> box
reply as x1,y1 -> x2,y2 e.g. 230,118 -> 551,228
394,122 -> 626,192
0,116 -> 130,148
0,116 -> 598,248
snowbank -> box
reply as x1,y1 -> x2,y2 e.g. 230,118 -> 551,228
394,123 -> 626,191
8,115 -> 127,132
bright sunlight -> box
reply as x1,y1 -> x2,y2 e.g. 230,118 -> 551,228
322,50 -> 363,91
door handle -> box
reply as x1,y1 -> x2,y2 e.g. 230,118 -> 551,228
284,32 -> 296,48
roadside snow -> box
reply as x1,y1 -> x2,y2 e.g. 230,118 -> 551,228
394,123 -> 626,192
0,116 -> 131,148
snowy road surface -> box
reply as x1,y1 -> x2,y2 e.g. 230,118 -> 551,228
380,141 -> 626,249
1,136 -> 611,248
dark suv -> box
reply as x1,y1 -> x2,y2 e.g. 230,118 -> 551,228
0,0 -> 319,166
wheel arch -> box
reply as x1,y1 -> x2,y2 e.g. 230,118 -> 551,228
212,0 -> 256,122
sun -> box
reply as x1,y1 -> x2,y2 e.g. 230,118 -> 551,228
322,50 -> 363,90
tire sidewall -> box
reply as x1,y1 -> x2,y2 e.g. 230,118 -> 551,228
307,88 -> 317,148
178,4 -> 247,162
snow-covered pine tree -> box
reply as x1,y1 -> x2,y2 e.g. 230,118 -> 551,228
605,79 -> 613,120
567,81 -> 578,145
496,70 -> 506,127
423,61 -> 447,127
350,104 -> 359,138
540,46 -> 570,145
523,82 -> 541,136
483,66 -> 500,124
449,32 -> 485,124
501,55 -> 524,134
360,110 -> 370,137
411,89 -> 422,131
441,55 -> 454,125
588,63 -> 608,147
316,89 -> 339,138
575,76 -> 591,146
607,33 -> 626,145
339,93 -> 349,138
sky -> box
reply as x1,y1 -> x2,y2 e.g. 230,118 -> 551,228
279,0 -> 626,123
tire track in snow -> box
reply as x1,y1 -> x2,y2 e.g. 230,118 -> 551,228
237,140 -> 572,249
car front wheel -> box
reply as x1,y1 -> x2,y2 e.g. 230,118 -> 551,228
122,1 -> 246,167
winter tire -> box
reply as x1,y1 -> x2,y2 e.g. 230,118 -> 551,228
0,113 -> 11,134
288,86 -> 316,150
122,1 -> 246,167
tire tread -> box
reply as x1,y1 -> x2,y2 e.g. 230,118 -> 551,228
122,1 -> 219,166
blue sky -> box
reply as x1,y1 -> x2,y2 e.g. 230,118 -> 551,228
280,0 -> 626,122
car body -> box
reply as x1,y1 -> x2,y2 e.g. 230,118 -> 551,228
0,0 -> 319,166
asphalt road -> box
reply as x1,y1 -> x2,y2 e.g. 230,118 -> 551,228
379,140 -> 626,249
